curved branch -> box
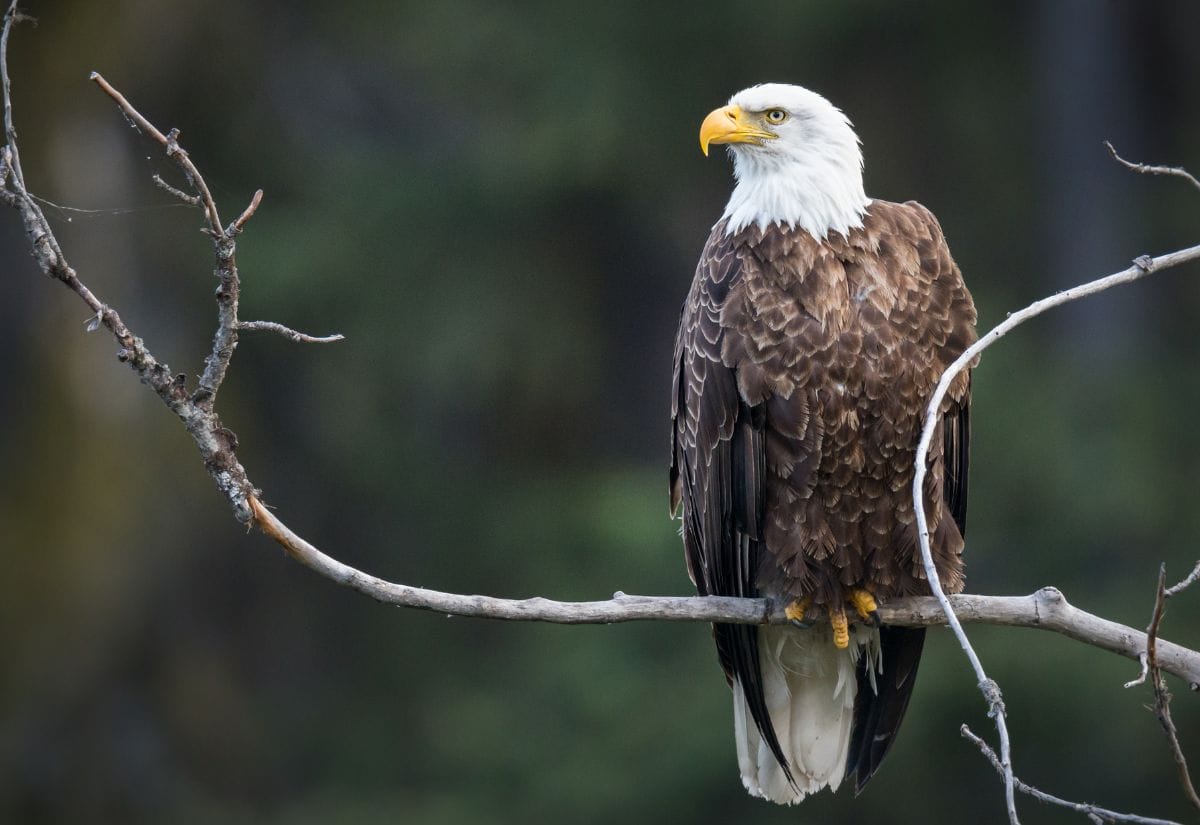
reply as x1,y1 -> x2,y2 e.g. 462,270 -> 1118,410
961,725 -> 1184,825
912,196 -> 1200,821
1166,559 -> 1200,599
1106,141 -> 1200,194
250,497 -> 1200,685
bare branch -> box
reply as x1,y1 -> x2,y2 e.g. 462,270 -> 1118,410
1143,565 -> 1200,813
238,320 -> 345,344
230,188 -> 263,233
152,173 -> 201,207
1124,652 -> 1150,689
248,491 -> 1200,681
87,72 -> 253,410
1165,559 -> 1200,599
961,725 -> 1183,825
0,20 -> 257,520
913,200 -> 1200,820
89,71 -> 223,234
1,1 -> 29,191
1106,141 -> 1200,194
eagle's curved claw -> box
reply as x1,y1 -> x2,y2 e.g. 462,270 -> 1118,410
784,597 -> 812,628
848,587 -> 882,627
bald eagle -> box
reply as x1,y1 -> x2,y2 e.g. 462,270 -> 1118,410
669,84 -> 977,804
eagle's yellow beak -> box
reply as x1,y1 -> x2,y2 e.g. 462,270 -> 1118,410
699,105 -> 776,156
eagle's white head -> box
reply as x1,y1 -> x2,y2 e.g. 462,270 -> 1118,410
700,83 -> 869,239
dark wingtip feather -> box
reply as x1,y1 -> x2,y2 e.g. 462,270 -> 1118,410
845,626 -> 927,793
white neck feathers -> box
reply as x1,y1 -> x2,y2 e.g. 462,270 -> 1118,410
722,150 -> 870,239
717,84 -> 871,239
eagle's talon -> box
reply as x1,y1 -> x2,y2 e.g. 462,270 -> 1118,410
847,587 -> 880,624
829,606 -> 850,649
783,597 -> 811,626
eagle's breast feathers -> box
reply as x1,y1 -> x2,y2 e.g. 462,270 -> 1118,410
672,200 -> 976,609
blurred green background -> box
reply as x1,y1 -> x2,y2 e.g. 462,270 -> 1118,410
2,1 -> 1199,823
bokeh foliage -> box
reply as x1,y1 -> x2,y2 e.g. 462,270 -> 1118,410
1,1 -> 1198,823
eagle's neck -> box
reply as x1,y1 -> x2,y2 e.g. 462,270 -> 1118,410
721,146 -> 870,240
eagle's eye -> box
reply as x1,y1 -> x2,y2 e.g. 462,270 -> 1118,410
765,109 -> 788,124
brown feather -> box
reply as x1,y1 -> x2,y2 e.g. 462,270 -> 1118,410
670,199 -> 977,790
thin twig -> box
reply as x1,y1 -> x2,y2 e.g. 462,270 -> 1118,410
1106,141 -> 1200,194
961,725 -> 1182,825
1124,652 -> 1150,689
230,188 -> 263,233
1144,565 -> 1200,813
238,320 -> 344,344
88,71 -> 222,234
1165,559 -> 1200,599
152,173 -> 201,207
88,72 -> 250,411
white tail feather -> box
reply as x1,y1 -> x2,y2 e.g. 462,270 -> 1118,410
733,624 -> 881,805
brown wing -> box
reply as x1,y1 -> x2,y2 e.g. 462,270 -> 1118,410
670,224 -> 795,784
845,203 -> 974,793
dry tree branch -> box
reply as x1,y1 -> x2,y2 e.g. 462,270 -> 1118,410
1106,141 -> 1200,194
258,498 -> 1200,687
961,725 -> 1183,825
152,173 -> 201,207
913,243 -> 1200,824
88,71 -> 222,234
1165,560 -> 1200,599
231,188 -> 264,233
912,146 -> 1200,823
1140,564 -> 1200,813
89,72 -> 270,409
0,0 -> 30,189
238,320 -> 345,344
1,2 -> 344,520
2,7 -> 1199,820
2,11 -> 250,525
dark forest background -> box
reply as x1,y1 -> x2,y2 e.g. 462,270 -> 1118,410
2,1 -> 1199,823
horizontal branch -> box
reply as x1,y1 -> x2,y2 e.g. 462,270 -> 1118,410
238,320 -> 344,344
248,497 -> 1200,686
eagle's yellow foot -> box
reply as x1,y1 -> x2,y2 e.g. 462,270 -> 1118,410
848,587 -> 881,627
829,605 -> 850,649
784,597 -> 812,627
